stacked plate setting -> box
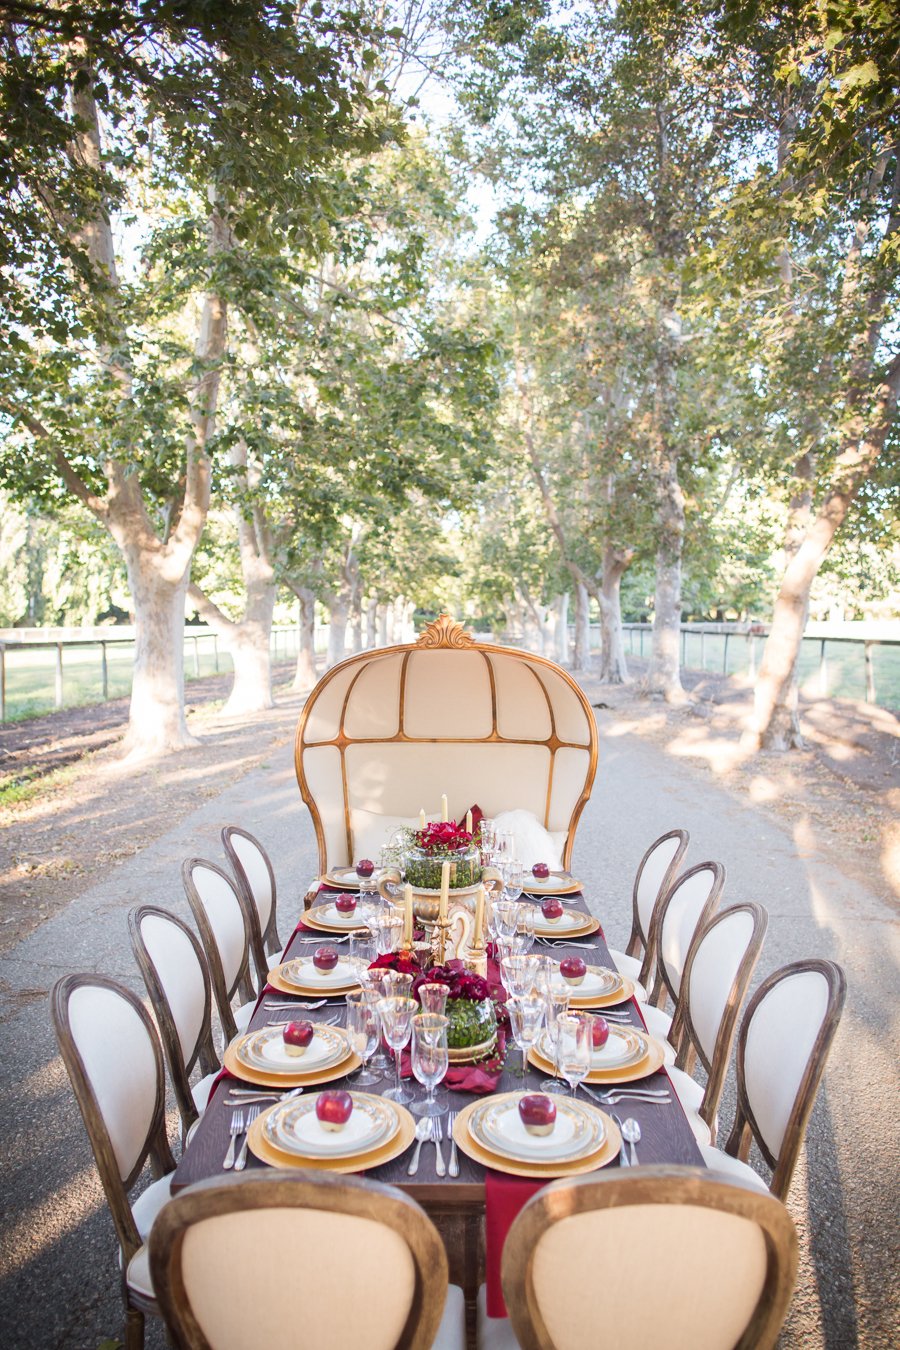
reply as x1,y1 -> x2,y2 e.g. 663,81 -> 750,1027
529,1023 -> 665,1084
268,956 -> 360,997
531,907 -> 600,939
248,1092 -> 416,1173
224,1022 -> 362,1088
452,1091 -> 620,1178
303,901 -> 367,932
550,962 -> 634,1008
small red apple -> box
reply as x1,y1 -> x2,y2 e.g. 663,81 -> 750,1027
541,897 -> 564,923
532,862 -> 550,879
335,894 -> 358,915
313,945 -> 339,973
518,1094 -> 557,1136
356,859 -> 375,878
559,956 -> 587,986
591,1016 -> 610,1049
282,1021 -> 314,1057
315,1089 -> 353,1131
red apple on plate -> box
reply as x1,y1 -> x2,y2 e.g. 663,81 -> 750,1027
559,956 -> 587,986
541,897 -> 564,924
591,1015 -> 610,1049
335,894 -> 358,915
532,862 -> 550,879
355,859 -> 375,878
282,1021 -> 314,1057
313,945 -> 339,973
518,1094 -> 557,1136
315,1090 -> 353,1131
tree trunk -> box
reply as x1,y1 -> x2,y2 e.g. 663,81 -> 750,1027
327,597 -> 349,666
122,546 -> 195,754
377,604 -> 388,646
291,587 -> 317,690
555,592 -> 570,665
644,300 -> 685,702
365,597 -> 377,649
572,580 -> 592,672
598,546 -> 632,683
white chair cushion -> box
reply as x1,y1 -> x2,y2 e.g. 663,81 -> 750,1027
606,947 -> 641,980
477,1284 -> 519,1350
192,1072 -> 218,1114
432,1283 -> 466,1350
639,1004 -> 675,1061
125,1243 -> 155,1301
700,1146 -> 769,1193
668,1067 -> 712,1146
131,1173 -> 173,1240
267,951 -> 283,970
493,810 -> 564,870
234,1000 -> 255,1032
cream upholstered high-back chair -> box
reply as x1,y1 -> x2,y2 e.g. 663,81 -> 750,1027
295,616 -> 599,886
128,905 -> 222,1142
149,1171 -> 465,1350
51,974 -> 176,1350
487,1166 -> 798,1350
221,825 -> 283,987
182,859 -> 257,1040
606,828 -> 689,991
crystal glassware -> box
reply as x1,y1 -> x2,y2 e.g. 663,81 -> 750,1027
544,987 -> 572,1094
345,991 -> 380,1086
348,931 -> 374,981
556,1013 -> 591,1098
360,973 -> 391,1073
376,995 -> 417,1104
512,904 -> 535,954
494,900 -> 519,941
501,857 -> 524,903
410,1013 -> 450,1116
382,970 -> 414,999
418,982 -> 449,1015
500,954 -> 532,998
506,993 -> 546,1078
358,883 -> 382,929
371,911 -> 403,956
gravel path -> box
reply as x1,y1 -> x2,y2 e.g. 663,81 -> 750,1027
0,685 -> 897,1348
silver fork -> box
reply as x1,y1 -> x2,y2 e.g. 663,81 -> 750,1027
223,1109 -> 244,1169
448,1112 -> 459,1178
432,1115 -> 446,1177
234,1106 -> 260,1171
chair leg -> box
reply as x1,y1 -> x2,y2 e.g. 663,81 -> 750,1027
124,1305 -> 144,1350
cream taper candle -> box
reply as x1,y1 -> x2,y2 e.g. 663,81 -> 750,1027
419,807 -> 426,830
474,884 -> 485,947
403,884 -> 413,946
465,809 -> 473,835
439,861 -> 450,922
441,793 -> 448,822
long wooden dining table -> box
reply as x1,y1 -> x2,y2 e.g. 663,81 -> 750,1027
171,884 -> 704,1309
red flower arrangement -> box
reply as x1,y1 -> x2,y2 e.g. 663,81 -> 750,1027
412,960 -> 490,1003
415,822 -> 473,854
368,950 -> 422,979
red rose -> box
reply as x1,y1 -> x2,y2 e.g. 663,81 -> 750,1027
368,951 -> 421,977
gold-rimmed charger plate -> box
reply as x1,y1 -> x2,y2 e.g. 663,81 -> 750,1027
267,1092 -> 398,1159
236,1023 -> 350,1076
248,1096 -> 415,1174
302,903 -> 367,934
566,974 -> 636,1010
267,960 -> 360,998
472,1093 -> 606,1164
532,912 -> 600,940
523,872 -> 583,897
528,1029 -> 665,1084
322,866 -> 383,890
224,1034 -> 361,1088
452,1095 -> 620,1179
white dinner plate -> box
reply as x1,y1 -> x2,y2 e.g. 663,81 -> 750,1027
531,907 -> 595,935
236,1024 -> 350,1074
538,1024 -> 645,1070
550,965 -> 623,999
266,1094 -> 397,1159
522,871 -> 582,896
280,957 -> 359,990
308,902 -> 366,929
322,867 -> 384,890
471,1094 -> 605,1163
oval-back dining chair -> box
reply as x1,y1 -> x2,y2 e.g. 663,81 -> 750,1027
492,1166 -> 798,1350
606,828 -> 690,990
181,859 -> 257,1041
221,825 -> 283,988
51,974 -> 176,1350
295,615 -> 599,886
646,860 -> 726,1010
128,904 -> 221,1141
149,1171 -> 466,1350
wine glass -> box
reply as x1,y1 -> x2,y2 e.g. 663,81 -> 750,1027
382,970 -> 414,999
528,953 -> 553,998
358,882 -> 382,929
345,991 -> 380,1086
348,931 -> 374,982
556,1013 -> 591,1098
479,818 -> 497,860
371,911 -> 403,956
500,954 -> 532,998
494,900 -> 519,942
410,1013 -> 450,1116
501,857 -> 524,903
360,975 -> 392,1074
376,995 -> 417,1104
506,993 -> 546,1078
543,987 -> 571,1094
513,905 -> 536,954
418,982 -> 449,1015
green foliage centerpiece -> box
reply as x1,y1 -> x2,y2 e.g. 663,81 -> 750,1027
403,821 -> 482,893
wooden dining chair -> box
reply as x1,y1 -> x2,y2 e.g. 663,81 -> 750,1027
128,905 -> 222,1142
605,828 -> 689,994
486,1166 -> 798,1350
149,1170 -> 466,1350
221,825 -> 283,988
182,858 -> 258,1041
643,859 -> 726,1013
699,959 -> 847,1200
51,973 -> 177,1350
657,902 -> 769,1146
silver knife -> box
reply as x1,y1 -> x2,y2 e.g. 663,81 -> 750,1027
612,1113 -> 630,1167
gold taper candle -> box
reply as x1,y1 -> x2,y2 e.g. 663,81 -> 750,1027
439,861 -> 450,921
441,793 -> 448,822
465,809 -> 473,835
403,884 -> 413,946
419,807 -> 426,830
474,884 -> 485,946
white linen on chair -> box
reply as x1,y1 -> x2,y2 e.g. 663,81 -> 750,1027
667,1067 -> 712,1145
493,809 -> 565,870
432,1284 -> 466,1350
700,1147 -> 769,1192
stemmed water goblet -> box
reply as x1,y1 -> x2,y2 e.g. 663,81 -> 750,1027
493,900 -> 519,944
370,911 -> 403,956
501,857 -> 524,903
506,993 -> 546,1078
512,906 -> 535,954
376,995 -> 417,1105
358,882 -> 382,929
418,982 -> 449,1016
410,1013 -> 450,1116
556,1012 -> 591,1098
500,953 -> 532,998
345,990 -> 380,1086
348,931 -> 374,983
360,971 -> 392,1074
543,987 -> 572,1094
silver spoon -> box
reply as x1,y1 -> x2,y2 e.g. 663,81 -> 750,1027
621,1117 -> 641,1166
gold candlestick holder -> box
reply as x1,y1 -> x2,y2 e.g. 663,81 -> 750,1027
464,941 -> 487,979
434,914 -> 451,966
